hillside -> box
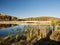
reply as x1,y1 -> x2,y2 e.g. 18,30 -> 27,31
0,14 -> 19,21
0,14 -> 60,21
22,16 -> 60,21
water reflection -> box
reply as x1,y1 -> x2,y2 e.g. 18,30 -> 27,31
0,25 -> 53,37
0,25 -> 22,37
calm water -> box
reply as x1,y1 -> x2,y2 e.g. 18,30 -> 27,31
0,25 -> 53,37
0,25 -> 25,37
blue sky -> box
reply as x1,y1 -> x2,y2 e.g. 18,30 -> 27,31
0,0 -> 60,18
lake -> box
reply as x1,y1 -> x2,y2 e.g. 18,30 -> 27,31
0,25 -> 53,37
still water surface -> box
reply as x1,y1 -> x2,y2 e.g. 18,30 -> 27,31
0,25 -> 53,37
0,25 -> 25,37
